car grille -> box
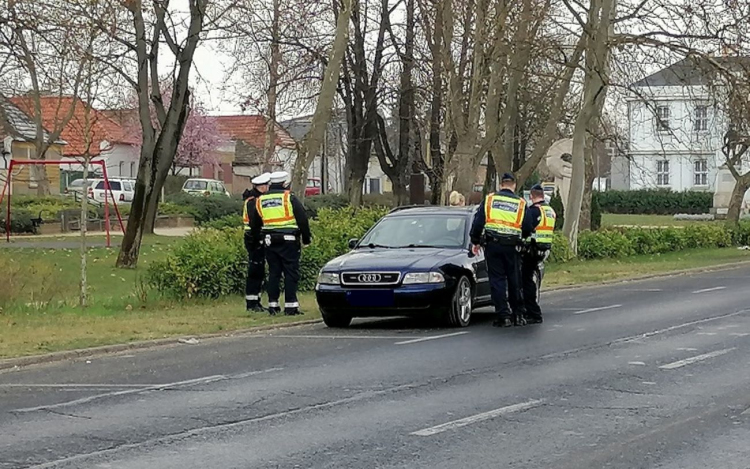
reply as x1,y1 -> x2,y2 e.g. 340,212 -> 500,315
341,272 -> 401,286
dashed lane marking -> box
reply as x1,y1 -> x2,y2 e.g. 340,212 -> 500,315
692,286 -> 727,294
12,368 -> 282,413
572,304 -> 622,315
659,348 -> 735,370
411,399 -> 545,436
395,331 -> 469,345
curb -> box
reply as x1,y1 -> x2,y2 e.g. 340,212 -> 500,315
3,258 -> 750,372
0,319 -> 322,373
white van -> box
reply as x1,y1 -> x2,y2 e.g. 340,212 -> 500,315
88,178 -> 135,203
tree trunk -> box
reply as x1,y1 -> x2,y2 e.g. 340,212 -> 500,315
562,0 -> 614,253
726,175 -> 750,227
428,0 -> 445,206
291,0 -> 352,197
263,0 -> 281,172
80,156 -> 90,307
579,135 -> 596,231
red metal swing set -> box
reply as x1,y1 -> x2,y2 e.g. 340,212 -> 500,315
0,159 -> 126,247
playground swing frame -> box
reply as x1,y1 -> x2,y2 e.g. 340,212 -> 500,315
0,159 -> 125,247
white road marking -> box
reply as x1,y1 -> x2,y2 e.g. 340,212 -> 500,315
625,288 -> 663,292
741,407 -> 750,416
692,286 -> 727,294
12,368 -> 282,413
411,399 -> 545,437
697,332 -> 718,336
395,332 -> 469,345
729,332 -> 750,337
573,304 -> 622,315
677,347 -> 698,351
628,361 -> 646,366
659,348 -> 736,370
0,383 -> 158,389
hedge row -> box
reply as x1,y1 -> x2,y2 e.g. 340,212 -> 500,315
596,189 -> 712,215
576,222 -> 750,260
148,207 -> 389,298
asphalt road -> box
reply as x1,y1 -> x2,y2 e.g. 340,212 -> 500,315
2,266 -> 750,468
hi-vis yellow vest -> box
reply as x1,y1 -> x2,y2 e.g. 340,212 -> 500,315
256,191 -> 298,231
242,196 -> 255,230
485,193 -> 525,237
532,203 -> 556,246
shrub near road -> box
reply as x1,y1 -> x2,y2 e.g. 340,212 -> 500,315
148,207 -> 388,297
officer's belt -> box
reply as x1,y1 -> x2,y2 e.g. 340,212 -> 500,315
484,232 -> 520,246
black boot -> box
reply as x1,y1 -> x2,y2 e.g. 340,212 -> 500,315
493,318 -> 513,328
525,315 -> 543,324
284,307 -> 303,316
513,314 -> 527,326
268,305 -> 281,315
246,300 -> 263,313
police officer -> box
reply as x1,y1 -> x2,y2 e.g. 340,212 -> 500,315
521,184 -> 556,324
243,173 -> 271,312
470,172 -> 527,327
250,171 -> 311,315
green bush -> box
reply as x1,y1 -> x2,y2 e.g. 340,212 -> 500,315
303,194 -> 349,219
548,233 -> 574,263
148,206 -> 389,298
597,189 -> 712,215
147,228 -> 247,298
578,230 -> 635,259
203,214 -> 243,230
164,193 -> 243,224
0,208 -> 36,234
549,190 -> 565,231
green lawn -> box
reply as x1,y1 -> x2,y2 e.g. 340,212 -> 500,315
1,235 -> 749,359
602,213 -> 717,227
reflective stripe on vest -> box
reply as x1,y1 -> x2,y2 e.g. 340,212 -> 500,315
242,196 -> 254,230
256,191 -> 298,230
532,204 -> 556,245
485,193 -> 525,237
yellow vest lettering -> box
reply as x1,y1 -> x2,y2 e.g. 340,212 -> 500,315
532,204 -> 556,246
256,191 -> 299,231
485,193 -> 525,237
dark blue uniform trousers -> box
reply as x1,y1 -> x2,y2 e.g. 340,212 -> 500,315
485,241 -> 525,320
244,231 -> 265,302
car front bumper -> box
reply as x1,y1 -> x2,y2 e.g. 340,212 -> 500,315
315,281 -> 456,317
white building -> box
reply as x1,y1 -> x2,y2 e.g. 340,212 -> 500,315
627,57 -> 750,193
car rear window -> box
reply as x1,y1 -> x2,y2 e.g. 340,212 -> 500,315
95,181 -> 122,190
185,180 -> 208,190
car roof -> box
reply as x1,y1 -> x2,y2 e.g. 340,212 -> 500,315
386,205 -> 477,217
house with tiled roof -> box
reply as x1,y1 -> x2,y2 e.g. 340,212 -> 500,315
205,115 -> 298,195
10,96 -> 140,187
1,95 -> 65,195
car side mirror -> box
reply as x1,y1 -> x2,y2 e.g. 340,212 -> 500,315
348,238 -> 359,249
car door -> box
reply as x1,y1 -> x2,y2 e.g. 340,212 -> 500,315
467,212 -> 491,303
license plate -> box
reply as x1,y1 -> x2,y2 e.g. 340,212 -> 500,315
346,290 -> 394,307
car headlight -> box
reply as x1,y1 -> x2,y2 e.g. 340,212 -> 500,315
317,271 -> 340,285
402,272 -> 445,284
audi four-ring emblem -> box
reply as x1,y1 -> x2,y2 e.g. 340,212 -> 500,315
358,273 -> 382,283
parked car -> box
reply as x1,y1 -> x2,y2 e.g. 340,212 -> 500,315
315,206 -> 493,328
306,177 -> 322,196
64,178 -> 94,197
88,178 -> 135,203
182,178 -> 231,197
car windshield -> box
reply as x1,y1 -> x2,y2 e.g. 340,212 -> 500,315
185,180 -> 208,190
359,215 -> 467,249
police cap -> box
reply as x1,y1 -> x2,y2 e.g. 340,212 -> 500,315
500,172 -> 516,182
269,171 -> 289,184
530,184 -> 544,192
251,173 -> 271,185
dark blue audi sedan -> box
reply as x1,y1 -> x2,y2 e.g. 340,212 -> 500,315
315,206 -> 492,328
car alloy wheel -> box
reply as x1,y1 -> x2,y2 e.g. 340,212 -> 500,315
447,276 -> 472,327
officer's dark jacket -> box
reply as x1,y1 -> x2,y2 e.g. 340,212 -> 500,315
249,184 -> 312,246
522,202 -> 543,240
469,188 -> 521,245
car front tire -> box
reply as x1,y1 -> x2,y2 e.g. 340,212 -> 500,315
321,309 -> 353,328
445,276 -> 472,327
